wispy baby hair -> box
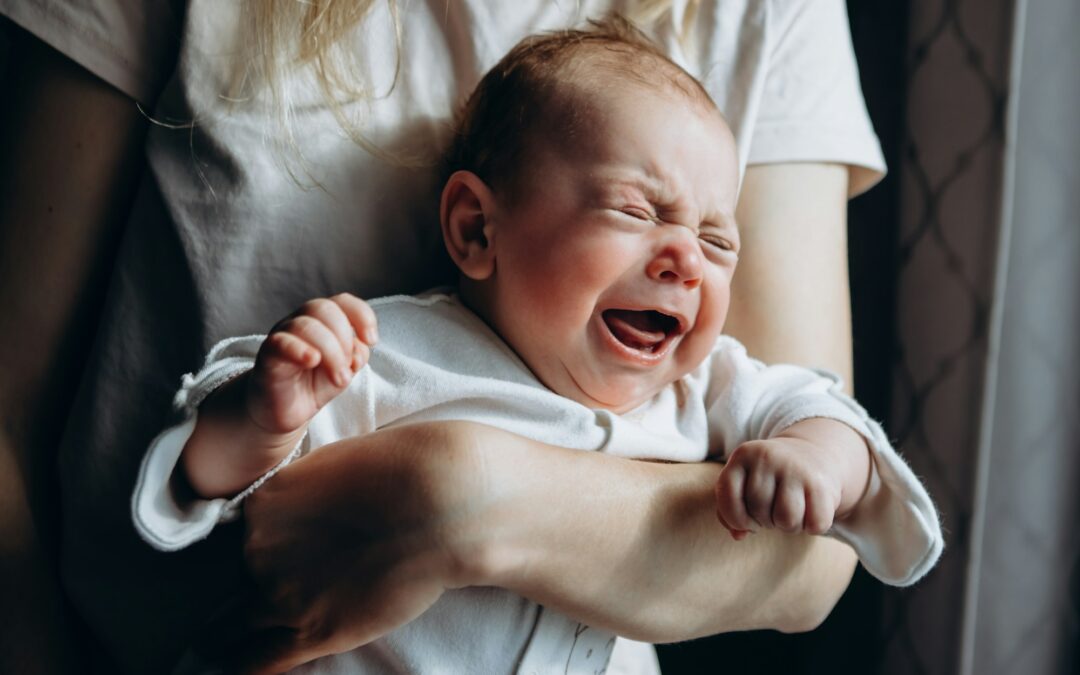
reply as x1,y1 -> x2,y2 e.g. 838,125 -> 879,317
443,15 -> 718,202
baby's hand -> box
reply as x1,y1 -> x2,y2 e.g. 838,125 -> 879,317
714,437 -> 845,540
246,293 -> 378,435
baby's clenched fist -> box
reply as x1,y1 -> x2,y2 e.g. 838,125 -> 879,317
714,436 -> 845,541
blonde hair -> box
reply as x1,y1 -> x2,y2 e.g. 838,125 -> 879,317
239,0 -> 696,168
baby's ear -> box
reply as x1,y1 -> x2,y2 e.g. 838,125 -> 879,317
440,171 -> 498,281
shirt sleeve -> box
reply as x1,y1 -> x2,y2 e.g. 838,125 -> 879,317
705,338 -> 944,586
0,0 -> 184,104
749,0 -> 886,196
130,335 -> 306,552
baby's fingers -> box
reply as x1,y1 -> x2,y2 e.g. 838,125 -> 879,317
330,293 -> 379,346
744,469 -> 776,530
803,484 -> 836,536
300,297 -> 363,360
351,337 -> 372,371
283,315 -> 352,387
260,331 -> 322,376
716,464 -> 754,539
771,478 -> 807,534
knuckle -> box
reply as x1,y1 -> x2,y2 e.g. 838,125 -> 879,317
732,441 -> 769,466
727,443 -> 750,463
302,297 -> 332,313
289,314 -> 318,334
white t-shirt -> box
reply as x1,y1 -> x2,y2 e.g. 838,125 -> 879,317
131,292 -> 941,674
1,0 -> 888,671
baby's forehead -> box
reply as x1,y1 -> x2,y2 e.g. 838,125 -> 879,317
533,68 -> 732,164
550,45 -> 718,115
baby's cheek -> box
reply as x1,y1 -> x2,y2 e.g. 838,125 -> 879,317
699,280 -> 731,336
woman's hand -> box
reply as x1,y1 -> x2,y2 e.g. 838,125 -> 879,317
217,422 -> 484,674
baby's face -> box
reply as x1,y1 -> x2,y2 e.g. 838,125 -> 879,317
482,84 -> 740,413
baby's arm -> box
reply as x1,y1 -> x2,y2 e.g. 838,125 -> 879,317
703,339 -> 942,587
182,294 -> 378,498
715,417 -> 874,539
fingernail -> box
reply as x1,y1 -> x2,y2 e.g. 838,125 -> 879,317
337,368 -> 351,387
365,326 -> 379,344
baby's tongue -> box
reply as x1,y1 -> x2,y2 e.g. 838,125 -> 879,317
602,309 -> 670,350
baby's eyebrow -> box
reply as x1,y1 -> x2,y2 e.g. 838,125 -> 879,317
712,212 -> 739,234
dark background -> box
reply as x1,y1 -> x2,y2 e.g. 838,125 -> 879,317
656,2 -> 908,673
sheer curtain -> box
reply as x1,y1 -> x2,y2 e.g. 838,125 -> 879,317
882,0 -> 1080,673
961,0 -> 1080,671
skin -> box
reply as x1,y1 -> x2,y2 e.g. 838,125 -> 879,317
2,30 -> 864,675
727,163 -> 855,390
183,81 -> 875,671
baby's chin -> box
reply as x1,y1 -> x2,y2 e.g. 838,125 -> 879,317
559,376 -> 666,414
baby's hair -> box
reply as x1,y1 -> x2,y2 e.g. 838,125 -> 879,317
443,15 -> 719,202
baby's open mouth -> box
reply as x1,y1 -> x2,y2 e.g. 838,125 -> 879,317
602,309 -> 681,353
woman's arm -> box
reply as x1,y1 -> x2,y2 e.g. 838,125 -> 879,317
230,421 -> 851,674
461,425 -> 855,640
0,25 -> 148,672
725,163 -> 855,391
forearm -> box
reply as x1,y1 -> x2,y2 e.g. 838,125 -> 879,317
725,163 -> 853,391
182,374 -> 304,498
448,424 -> 856,640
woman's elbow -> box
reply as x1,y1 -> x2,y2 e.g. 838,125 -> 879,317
777,541 -> 858,634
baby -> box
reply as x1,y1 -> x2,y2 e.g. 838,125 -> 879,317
134,18 -> 942,674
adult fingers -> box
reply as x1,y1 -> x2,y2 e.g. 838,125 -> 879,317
193,593 -> 289,670
219,626 -> 309,675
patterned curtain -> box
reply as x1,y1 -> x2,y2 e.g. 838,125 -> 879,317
882,0 -> 1080,673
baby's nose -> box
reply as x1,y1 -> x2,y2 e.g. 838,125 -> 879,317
646,230 -> 703,289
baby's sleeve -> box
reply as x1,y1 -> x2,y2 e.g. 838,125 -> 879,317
130,335 -> 306,552
705,338 -> 944,586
